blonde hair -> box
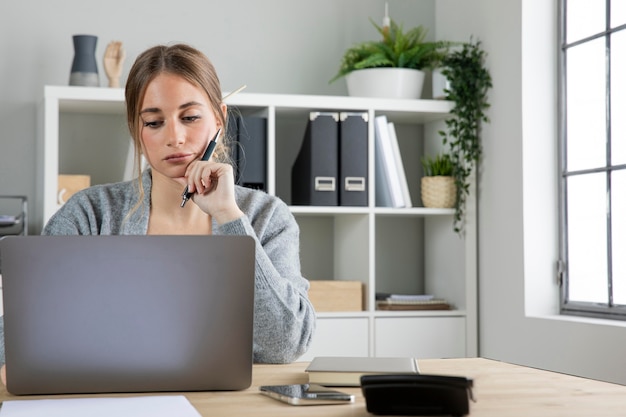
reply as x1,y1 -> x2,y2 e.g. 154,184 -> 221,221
124,43 -> 231,216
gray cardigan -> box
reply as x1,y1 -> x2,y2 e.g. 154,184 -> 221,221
0,170 -> 315,365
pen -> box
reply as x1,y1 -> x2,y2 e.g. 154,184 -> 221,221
180,128 -> 222,208
222,84 -> 247,101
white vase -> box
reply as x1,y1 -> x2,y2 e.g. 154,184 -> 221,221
345,68 -> 425,99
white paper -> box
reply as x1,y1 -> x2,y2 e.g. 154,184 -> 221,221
0,395 -> 201,417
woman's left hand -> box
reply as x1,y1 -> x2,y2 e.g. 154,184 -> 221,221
184,160 -> 244,224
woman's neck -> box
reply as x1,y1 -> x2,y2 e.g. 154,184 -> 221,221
148,172 -> 212,235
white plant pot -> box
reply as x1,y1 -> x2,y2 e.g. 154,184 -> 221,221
345,68 -> 425,100
432,69 -> 451,100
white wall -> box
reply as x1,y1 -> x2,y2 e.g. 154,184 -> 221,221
4,0 -> 626,385
0,0 -> 436,232
437,0 -> 626,385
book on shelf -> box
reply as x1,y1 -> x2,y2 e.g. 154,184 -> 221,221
305,356 -> 420,387
376,299 -> 451,311
374,115 -> 409,208
387,121 -> 412,208
375,293 -> 451,311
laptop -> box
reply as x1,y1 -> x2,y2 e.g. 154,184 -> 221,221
0,235 -> 255,395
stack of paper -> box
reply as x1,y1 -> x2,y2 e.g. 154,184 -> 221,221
0,395 -> 201,417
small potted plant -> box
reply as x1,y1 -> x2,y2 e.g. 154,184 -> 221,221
420,153 -> 456,209
330,13 -> 453,99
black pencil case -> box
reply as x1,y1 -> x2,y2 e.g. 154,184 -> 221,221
360,374 -> 475,416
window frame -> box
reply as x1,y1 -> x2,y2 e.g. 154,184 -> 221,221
559,0 -> 626,319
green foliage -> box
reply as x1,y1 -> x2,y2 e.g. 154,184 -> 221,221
421,153 -> 454,177
330,18 -> 454,83
438,39 -> 493,234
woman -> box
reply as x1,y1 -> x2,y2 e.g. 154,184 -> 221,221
0,43 -> 315,370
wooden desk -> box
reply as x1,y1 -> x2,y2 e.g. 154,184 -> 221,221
1,358 -> 625,416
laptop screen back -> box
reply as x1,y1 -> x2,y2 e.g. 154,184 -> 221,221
0,235 -> 255,395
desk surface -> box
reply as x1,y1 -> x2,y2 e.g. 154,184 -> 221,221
1,358 -> 625,416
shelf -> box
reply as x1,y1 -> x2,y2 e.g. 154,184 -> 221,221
46,86 -> 125,114
290,206 -> 370,216
374,207 -> 455,216
45,86 -> 454,123
39,86 -> 476,359
315,310 -> 467,319
290,206 -> 454,216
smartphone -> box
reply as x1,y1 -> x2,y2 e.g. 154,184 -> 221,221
259,383 -> 355,406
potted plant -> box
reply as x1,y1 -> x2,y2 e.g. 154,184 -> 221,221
330,16 -> 453,99
438,39 -> 492,233
420,153 -> 456,209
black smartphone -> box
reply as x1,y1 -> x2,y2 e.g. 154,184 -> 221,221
259,383 -> 355,406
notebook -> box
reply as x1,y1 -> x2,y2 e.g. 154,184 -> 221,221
305,356 -> 420,386
0,235 -> 256,395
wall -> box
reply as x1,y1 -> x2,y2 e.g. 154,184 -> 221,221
436,0 -> 626,385
0,0 -> 435,232
4,0 -> 626,385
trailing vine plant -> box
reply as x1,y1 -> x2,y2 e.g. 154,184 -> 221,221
438,39 -> 492,234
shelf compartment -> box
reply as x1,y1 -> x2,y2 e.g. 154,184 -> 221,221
296,213 -> 370,298
375,316 -> 466,358
0,196 -> 28,236
299,317 -> 370,361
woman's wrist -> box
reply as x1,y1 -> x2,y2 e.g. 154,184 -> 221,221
213,207 -> 244,225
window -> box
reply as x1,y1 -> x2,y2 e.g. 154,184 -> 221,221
560,0 -> 626,318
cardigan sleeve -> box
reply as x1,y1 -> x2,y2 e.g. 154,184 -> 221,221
216,191 -> 316,363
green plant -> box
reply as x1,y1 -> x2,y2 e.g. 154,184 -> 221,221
438,39 -> 493,233
421,153 -> 454,177
330,18 -> 453,83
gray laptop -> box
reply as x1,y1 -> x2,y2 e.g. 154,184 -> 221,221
0,235 -> 255,395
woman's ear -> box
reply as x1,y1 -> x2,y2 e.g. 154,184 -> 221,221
220,103 -> 228,122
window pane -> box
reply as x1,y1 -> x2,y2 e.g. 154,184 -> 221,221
611,0 -> 626,27
612,170 -> 626,304
567,0 -> 606,43
566,39 -> 607,171
611,30 -> 626,165
567,173 -> 608,303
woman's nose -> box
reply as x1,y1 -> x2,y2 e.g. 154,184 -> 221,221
166,121 -> 185,147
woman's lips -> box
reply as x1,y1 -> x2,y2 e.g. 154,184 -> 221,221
164,152 -> 194,163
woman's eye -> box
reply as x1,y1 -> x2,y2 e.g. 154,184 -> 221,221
182,115 -> 201,123
143,120 -> 162,128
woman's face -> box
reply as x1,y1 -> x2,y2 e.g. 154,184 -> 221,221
139,73 -> 220,185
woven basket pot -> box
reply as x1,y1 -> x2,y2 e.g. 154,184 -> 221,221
421,176 -> 457,208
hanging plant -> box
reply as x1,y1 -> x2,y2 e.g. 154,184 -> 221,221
438,39 -> 492,234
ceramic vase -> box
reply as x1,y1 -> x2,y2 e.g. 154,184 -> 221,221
69,35 -> 99,87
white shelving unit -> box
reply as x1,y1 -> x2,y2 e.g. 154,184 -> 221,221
37,85 -> 477,360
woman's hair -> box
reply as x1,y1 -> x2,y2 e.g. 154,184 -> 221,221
124,43 -> 232,214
